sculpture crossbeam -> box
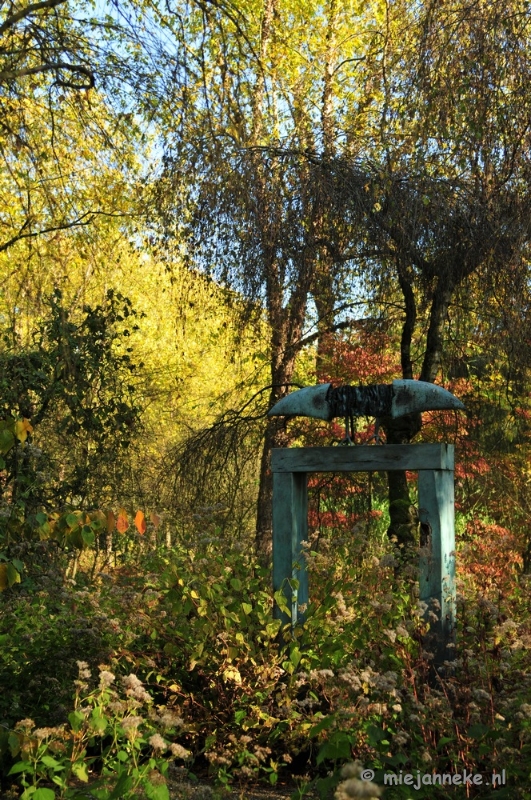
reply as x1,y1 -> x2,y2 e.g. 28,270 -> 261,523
268,380 -> 465,444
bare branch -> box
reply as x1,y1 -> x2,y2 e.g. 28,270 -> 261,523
0,210 -> 129,253
0,61 -> 95,88
0,0 -> 67,35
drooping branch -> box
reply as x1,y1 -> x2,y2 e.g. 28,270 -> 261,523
0,0 -> 67,36
0,61 -> 95,88
0,211 -> 129,254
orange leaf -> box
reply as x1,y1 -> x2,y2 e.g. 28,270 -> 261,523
149,511 -> 161,529
134,510 -> 146,535
116,508 -> 129,534
106,510 -> 115,534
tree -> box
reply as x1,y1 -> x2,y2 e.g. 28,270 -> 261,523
150,0 -> 395,553
352,0 -> 531,544
110,0 -> 531,556
0,0 -> 161,258
0,289 -> 144,520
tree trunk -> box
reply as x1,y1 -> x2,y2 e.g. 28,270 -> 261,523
253,311 -> 308,559
383,274 -> 455,549
255,410 -> 289,559
383,412 -> 422,549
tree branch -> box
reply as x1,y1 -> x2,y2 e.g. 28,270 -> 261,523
0,0 -> 67,35
0,61 -> 95,88
0,210 -> 129,253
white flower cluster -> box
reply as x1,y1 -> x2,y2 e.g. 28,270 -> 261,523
339,664 -> 398,695
122,673 -> 152,704
335,762 -> 383,800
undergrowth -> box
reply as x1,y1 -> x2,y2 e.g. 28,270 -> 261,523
1,516 -> 531,799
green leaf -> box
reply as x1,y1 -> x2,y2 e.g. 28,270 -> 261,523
8,731 -> 21,756
7,562 -> 21,587
68,711 -> 85,732
468,723 -> 489,740
265,621 -> 281,637
0,428 -> 14,455
82,528 -> 95,546
41,755 -> 64,770
67,529 -> 84,550
241,602 -> 252,615
8,761 -> 34,775
290,646 -> 301,668
273,590 -> 290,616
117,750 -> 128,762
143,780 -> 170,800
366,724 -> 386,746
309,715 -> 335,737
108,772 -> 133,799
66,513 -> 79,528
72,761 -> 89,782
316,733 -> 352,765
437,736 -> 455,749
90,709 -> 108,732
33,788 -> 56,800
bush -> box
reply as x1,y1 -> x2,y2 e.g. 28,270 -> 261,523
2,517 -> 531,798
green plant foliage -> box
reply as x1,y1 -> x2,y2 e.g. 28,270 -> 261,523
0,288 -> 144,511
3,517 -> 531,798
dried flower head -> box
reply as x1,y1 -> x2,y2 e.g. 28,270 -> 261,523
169,743 -> 192,760
99,670 -> 115,688
34,726 -> 64,740
14,719 -> 35,731
122,674 -> 152,703
76,661 -> 91,680
335,763 -> 383,799
149,734 -> 167,752
159,711 -> 184,729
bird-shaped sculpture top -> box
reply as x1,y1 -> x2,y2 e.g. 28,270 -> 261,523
268,380 -> 465,443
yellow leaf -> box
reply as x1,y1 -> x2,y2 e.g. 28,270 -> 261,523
223,667 -> 242,684
14,419 -> 33,443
